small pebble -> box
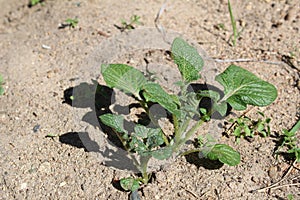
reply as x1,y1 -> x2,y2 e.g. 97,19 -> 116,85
33,124 -> 40,133
42,44 -> 51,49
20,182 -> 27,190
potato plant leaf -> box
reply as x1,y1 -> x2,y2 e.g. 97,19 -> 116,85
101,64 -> 147,98
197,90 -> 220,102
207,144 -> 240,166
99,113 -> 128,134
134,125 -> 164,149
171,37 -> 204,82
216,65 -> 277,110
142,82 -> 180,117
120,177 -> 140,192
150,146 -> 173,160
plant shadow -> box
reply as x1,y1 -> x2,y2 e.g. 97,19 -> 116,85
184,152 -> 224,170
61,80 -> 142,171
59,132 -> 99,152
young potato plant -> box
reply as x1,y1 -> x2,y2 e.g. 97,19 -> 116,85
99,38 -> 277,194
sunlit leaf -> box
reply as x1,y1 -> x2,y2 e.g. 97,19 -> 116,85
216,65 -> 277,110
171,37 -> 204,82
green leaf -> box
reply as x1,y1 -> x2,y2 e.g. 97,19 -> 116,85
134,125 -> 164,149
129,136 -> 147,153
171,37 -> 204,82
213,102 -> 228,116
216,65 -> 277,110
150,146 -> 173,160
142,82 -> 180,116
207,144 -> 240,166
197,90 -> 220,102
120,177 -> 140,192
134,125 -> 148,138
233,126 -> 241,137
101,64 -> 147,98
99,114 -> 128,134
146,129 -> 165,149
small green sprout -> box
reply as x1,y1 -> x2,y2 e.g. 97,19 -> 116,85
29,0 -> 44,7
65,18 -> 79,28
287,194 -> 294,200
0,74 -> 5,95
117,15 -> 141,31
276,119 -> 300,162
46,134 -> 59,138
215,23 -> 226,31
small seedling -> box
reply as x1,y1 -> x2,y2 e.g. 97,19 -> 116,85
287,194 -> 294,200
276,119 -> 300,162
0,74 -> 5,95
214,23 -> 226,31
45,133 -> 59,138
227,111 -> 271,143
99,38 -> 277,196
228,0 -> 245,46
116,15 -> 141,31
65,18 -> 78,28
59,18 -> 79,29
29,0 -> 44,7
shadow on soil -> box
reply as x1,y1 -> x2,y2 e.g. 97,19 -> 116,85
184,152 -> 224,169
59,132 -> 99,152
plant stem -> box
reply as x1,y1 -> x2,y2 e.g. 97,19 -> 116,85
290,119 -> 300,134
139,155 -> 151,184
173,118 -> 205,152
180,148 -> 201,156
228,0 -> 237,46
173,114 -> 179,136
174,117 -> 191,144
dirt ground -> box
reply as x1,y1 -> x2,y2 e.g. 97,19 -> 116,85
0,0 -> 299,199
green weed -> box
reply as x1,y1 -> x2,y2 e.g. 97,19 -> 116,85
227,111 -> 271,143
276,119 -> 300,162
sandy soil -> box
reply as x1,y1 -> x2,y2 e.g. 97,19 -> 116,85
0,0 -> 299,199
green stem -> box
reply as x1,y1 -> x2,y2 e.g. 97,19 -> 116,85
173,114 -> 179,136
173,109 -> 212,153
173,118 -> 205,152
180,148 -> 201,157
290,119 -> 300,134
139,155 -> 151,184
228,0 -> 237,46
174,117 -> 191,144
